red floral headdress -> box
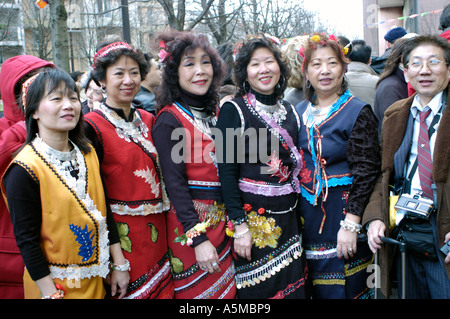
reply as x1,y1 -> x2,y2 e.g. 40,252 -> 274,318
157,40 -> 170,63
92,42 -> 133,69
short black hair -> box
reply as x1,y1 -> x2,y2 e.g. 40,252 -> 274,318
348,39 -> 372,64
440,4 -> 450,30
233,34 -> 290,101
402,34 -> 450,68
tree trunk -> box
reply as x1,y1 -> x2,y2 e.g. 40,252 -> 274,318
49,0 -> 70,72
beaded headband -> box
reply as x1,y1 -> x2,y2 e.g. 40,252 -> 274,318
298,33 -> 350,72
92,42 -> 133,69
21,73 -> 41,110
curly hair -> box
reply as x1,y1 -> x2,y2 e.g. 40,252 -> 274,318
155,30 -> 226,115
281,36 -> 307,89
301,33 -> 350,103
91,41 -> 148,87
233,34 -> 290,101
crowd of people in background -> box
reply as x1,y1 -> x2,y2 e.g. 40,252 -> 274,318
0,3 -> 449,300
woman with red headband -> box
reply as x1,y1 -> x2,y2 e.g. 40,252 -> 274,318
84,41 -> 174,299
295,33 -> 380,299
2,68 -> 128,299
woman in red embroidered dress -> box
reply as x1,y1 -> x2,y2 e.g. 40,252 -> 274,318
152,30 -> 236,299
84,41 -> 174,299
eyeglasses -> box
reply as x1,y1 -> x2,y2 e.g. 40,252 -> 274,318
407,59 -> 447,71
86,87 -> 103,97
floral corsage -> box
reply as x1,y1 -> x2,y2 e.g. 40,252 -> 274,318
174,222 -> 209,246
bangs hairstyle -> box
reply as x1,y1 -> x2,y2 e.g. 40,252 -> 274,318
92,42 -> 148,86
23,68 -> 91,154
233,34 -> 290,101
155,30 -> 226,115
302,33 -> 350,103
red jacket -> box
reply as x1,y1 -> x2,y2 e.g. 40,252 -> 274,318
0,55 -> 54,299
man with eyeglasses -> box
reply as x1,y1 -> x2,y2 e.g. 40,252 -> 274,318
363,34 -> 450,298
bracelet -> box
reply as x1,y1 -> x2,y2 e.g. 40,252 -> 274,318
111,259 -> 131,272
41,284 -> 66,299
233,227 -> 249,239
340,219 -> 362,233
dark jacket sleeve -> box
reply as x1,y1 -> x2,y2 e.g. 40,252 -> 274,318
152,111 -> 208,247
215,102 -> 246,222
4,164 -> 50,281
346,105 -> 381,217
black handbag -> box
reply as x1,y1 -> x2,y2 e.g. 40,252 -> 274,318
397,218 -> 437,260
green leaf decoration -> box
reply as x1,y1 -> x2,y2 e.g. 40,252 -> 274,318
147,223 -> 159,243
116,222 -> 132,253
167,248 -> 184,274
173,227 -> 188,244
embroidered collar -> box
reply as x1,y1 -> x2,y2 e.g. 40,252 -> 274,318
173,101 -> 217,138
98,102 -> 148,140
31,135 -> 110,280
243,93 -> 302,192
247,92 -> 287,125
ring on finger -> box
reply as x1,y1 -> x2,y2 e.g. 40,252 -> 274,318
212,262 -> 218,267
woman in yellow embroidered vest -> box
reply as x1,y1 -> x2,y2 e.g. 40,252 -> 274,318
1,68 -> 129,299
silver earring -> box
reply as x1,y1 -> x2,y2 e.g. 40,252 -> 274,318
306,80 -> 312,89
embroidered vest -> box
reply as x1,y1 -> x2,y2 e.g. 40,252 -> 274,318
229,95 -> 302,211
3,143 -> 110,281
158,102 -> 222,200
85,106 -> 170,216
296,94 -> 366,205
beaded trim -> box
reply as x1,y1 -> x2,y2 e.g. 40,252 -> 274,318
96,103 -> 157,154
254,100 -> 287,125
235,236 -> 303,289
124,259 -> 171,299
173,102 -> 216,139
173,247 -> 232,294
194,264 -> 236,299
192,200 -> 227,227
31,136 -> 110,280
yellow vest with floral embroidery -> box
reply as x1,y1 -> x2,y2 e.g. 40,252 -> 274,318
8,144 -> 110,281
